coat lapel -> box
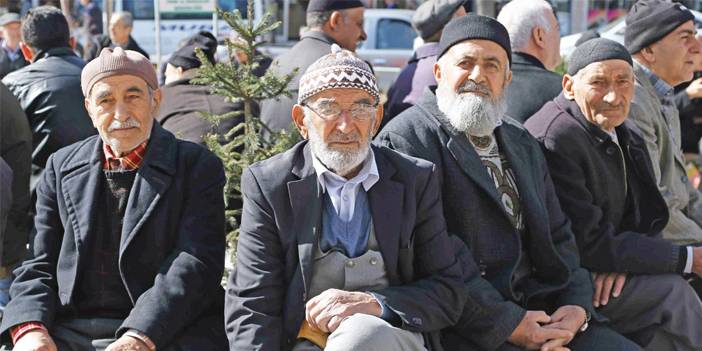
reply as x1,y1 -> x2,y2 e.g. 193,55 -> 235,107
287,144 -> 321,298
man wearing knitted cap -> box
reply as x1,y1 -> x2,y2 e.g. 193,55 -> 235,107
0,47 -> 228,351
625,1 -> 702,252
226,45 -> 466,351
260,0 -> 368,134
378,15 -> 636,351
526,38 -> 702,350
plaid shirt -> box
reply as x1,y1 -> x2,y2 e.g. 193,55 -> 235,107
103,141 -> 148,171
637,61 -> 674,101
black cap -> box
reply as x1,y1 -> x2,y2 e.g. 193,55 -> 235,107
168,31 -> 217,70
625,0 -> 694,54
438,14 -> 512,65
568,38 -> 632,75
307,0 -> 364,13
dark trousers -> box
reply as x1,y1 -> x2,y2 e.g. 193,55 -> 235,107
495,323 -> 641,351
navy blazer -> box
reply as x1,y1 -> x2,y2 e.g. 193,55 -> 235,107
225,142 -> 468,351
0,124 -> 227,350
377,88 -> 595,350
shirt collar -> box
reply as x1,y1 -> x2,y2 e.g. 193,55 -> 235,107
312,147 -> 379,193
635,59 -> 674,99
103,141 -> 149,171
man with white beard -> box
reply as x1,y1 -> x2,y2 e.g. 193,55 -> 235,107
225,45 -> 467,351
377,14 -> 638,351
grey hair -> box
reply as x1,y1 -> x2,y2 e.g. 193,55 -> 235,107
112,11 -> 133,28
496,0 -> 555,52
307,9 -> 349,29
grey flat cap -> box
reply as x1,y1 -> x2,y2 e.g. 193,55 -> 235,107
0,13 -> 20,26
412,0 -> 465,40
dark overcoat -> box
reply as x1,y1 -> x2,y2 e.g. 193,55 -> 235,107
504,52 -> 562,124
0,124 -> 228,350
376,88 -> 595,350
225,141 -> 469,351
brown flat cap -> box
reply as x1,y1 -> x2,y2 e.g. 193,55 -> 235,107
81,47 -> 157,96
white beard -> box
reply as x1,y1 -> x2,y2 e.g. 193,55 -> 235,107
436,81 -> 507,136
306,115 -> 371,177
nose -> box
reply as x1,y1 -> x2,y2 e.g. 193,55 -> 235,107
113,101 -> 130,121
603,88 -> 619,105
334,110 -> 355,134
360,29 -> 367,42
468,65 -> 486,85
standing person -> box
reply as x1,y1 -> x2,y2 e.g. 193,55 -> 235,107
2,6 -> 96,178
259,0 -> 368,133
377,15 -> 639,351
85,11 -> 148,61
0,13 -> 29,79
80,0 -> 103,41
625,0 -> 702,246
496,0 -> 562,123
382,0 -> 466,128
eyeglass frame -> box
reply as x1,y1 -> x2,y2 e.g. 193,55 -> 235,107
301,100 -> 379,122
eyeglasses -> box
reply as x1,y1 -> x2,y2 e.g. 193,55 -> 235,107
303,101 -> 377,121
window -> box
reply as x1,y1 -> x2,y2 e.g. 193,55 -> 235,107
376,18 -> 414,50
122,0 -> 247,20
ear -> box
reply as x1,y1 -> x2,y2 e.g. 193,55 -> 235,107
151,89 -> 162,114
505,68 -> 512,85
433,61 -> 442,82
329,11 -> 344,31
372,104 -> 384,136
19,42 -> 33,61
533,26 -> 546,49
562,74 -> 576,100
292,104 -> 309,139
84,98 -> 99,128
69,36 -> 77,49
640,46 -> 656,64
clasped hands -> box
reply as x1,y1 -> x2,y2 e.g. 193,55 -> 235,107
507,305 -> 587,351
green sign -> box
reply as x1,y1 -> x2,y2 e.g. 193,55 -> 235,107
160,0 -> 215,13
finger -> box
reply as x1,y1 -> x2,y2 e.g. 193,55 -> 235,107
601,273 -> 616,305
592,274 -> 604,307
315,312 -> 333,334
532,310 -> 552,324
541,337 -> 567,351
549,308 -> 568,323
612,274 -> 627,298
327,315 -> 344,333
536,326 -> 573,343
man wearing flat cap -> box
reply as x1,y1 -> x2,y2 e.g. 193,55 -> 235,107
0,47 -> 228,351
260,0 -> 368,134
377,15 -> 637,350
624,0 -> 702,252
226,45 -> 467,351
383,0 -> 466,126
526,38 -> 702,350
0,13 -> 28,79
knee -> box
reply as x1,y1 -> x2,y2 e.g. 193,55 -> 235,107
325,314 -> 397,351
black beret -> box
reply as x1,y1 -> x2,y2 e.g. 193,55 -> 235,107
568,38 -> 632,75
574,29 -> 600,47
168,31 -> 217,70
307,0 -> 364,13
438,14 -> 512,65
625,0 -> 694,54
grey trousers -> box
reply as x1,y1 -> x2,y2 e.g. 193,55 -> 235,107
292,314 -> 426,351
597,274 -> 702,351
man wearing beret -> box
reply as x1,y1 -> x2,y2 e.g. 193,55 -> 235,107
383,0 -> 466,127
624,0 -> 702,250
526,38 -> 702,350
0,47 -> 228,351
260,0 -> 368,134
226,45 -> 467,351
377,15 -> 638,351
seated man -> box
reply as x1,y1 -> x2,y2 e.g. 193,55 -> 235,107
377,15 -> 639,351
525,38 -> 702,350
0,47 -> 228,351
225,45 -> 467,351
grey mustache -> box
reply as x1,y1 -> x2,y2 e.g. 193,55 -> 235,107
107,118 -> 140,132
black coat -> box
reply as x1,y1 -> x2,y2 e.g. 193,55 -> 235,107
376,88 -> 595,350
504,53 -> 562,123
2,47 -> 96,170
84,35 -> 150,62
525,94 -> 683,274
0,124 -> 227,350
0,82 -> 31,267
0,47 -> 28,79
225,142 -> 468,351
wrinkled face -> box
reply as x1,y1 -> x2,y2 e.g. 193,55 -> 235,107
84,75 -> 161,155
1,22 -> 21,47
649,20 -> 700,86
337,8 -> 367,51
109,17 -> 131,45
565,60 -> 635,132
544,10 -> 561,70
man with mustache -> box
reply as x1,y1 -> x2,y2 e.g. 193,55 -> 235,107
0,47 -> 228,351
377,14 -> 637,351
526,38 -> 702,350
226,45 -> 467,351
624,0 -> 702,249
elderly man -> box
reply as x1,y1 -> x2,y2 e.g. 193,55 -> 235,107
377,15 -> 638,351
226,45 -> 467,351
624,0 -> 702,248
260,0 -> 368,133
526,38 -> 702,350
0,13 -> 28,79
497,0 -> 562,123
85,11 -> 148,61
0,47 -> 228,351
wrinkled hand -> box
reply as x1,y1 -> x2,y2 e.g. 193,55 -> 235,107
13,329 -> 57,351
687,78 -> 702,99
540,305 -> 587,351
305,288 -> 382,334
507,310 -> 573,350
592,272 -> 627,307
105,335 -> 150,351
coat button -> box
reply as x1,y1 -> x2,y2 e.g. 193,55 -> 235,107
606,147 -> 616,155
682,176 -> 689,183
370,257 -> 378,265
346,260 -> 355,268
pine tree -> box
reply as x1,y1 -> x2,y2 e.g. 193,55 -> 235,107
191,2 -> 301,256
